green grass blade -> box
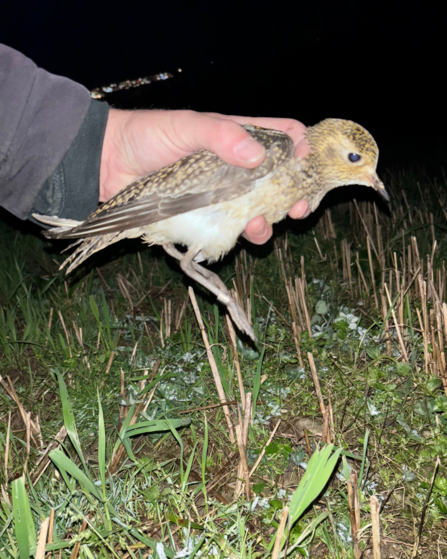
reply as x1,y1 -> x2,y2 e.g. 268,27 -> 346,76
97,389 -> 112,531
49,449 -> 103,502
288,445 -> 341,526
128,528 -> 174,558
123,418 -> 191,437
214,304 -> 220,342
12,477 -> 36,559
97,389 -> 106,496
252,347 -> 265,419
275,511 -> 329,559
182,442 -> 197,492
269,446 -> 341,554
167,419 -> 184,485
101,289 -> 112,344
57,371 -> 88,472
210,341 -> 230,396
201,414 -> 209,512
359,429 -> 370,488
111,405 -> 137,458
250,278 -> 258,340
89,294 -> 100,323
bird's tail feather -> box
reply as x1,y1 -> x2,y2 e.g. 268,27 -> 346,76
32,214 -> 126,273
60,233 -> 125,273
32,213 -> 83,238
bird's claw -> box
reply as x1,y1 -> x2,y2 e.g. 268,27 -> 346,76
227,300 -> 257,342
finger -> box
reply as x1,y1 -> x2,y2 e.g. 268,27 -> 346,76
294,137 -> 312,159
288,199 -> 311,219
204,113 -> 308,145
243,216 -> 273,244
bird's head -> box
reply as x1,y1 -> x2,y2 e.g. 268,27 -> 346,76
305,118 -> 388,210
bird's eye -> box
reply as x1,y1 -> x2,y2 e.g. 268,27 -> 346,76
348,153 -> 361,162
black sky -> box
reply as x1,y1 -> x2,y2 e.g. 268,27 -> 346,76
1,0 -> 446,172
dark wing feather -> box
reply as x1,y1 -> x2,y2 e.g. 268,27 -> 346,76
45,126 -> 294,240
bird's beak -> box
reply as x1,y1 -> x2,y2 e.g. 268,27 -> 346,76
365,173 -> 389,202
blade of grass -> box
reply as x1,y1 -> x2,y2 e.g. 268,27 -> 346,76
97,390 -> 112,531
252,347 -> 265,420
359,429 -> 370,489
167,419 -> 185,486
12,477 -> 36,559
270,444 -> 342,553
49,449 -> 103,502
57,372 -> 88,472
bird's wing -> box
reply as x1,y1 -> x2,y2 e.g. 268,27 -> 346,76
40,126 -> 294,240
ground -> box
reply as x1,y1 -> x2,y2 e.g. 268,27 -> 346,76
1,173 -> 447,558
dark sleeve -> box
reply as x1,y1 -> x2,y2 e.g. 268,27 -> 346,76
31,100 -> 109,222
0,44 -> 109,221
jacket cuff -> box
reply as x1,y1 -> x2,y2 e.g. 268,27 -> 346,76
31,99 -> 109,223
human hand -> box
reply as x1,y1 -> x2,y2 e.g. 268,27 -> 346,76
99,109 -> 311,243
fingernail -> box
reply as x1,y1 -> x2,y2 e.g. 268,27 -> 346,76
234,137 -> 265,163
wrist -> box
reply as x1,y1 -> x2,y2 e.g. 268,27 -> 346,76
99,108 -> 130,202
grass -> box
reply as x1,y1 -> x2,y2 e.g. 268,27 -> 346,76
1,170 -> 447,558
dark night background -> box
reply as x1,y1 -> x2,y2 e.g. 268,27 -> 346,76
1,0 -> 447,179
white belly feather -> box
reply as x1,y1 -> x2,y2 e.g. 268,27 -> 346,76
141,174 -> 292,263
143,204 -> 247,262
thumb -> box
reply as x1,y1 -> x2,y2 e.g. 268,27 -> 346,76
171,112 -> 267,168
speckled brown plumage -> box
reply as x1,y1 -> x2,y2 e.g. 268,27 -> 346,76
34,118 -> 388,340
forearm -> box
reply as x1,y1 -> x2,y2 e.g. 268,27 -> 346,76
0,44 -> 101,220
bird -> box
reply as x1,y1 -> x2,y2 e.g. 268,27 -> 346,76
34,118 -> 388,341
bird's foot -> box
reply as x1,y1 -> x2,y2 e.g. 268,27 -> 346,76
225,298 -> 257,342
163,243 -> 256,342
194,265 -> 256,341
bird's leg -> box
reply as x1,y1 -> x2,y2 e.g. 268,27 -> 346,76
163,243 -> 256,341
163,244 -> 233,301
